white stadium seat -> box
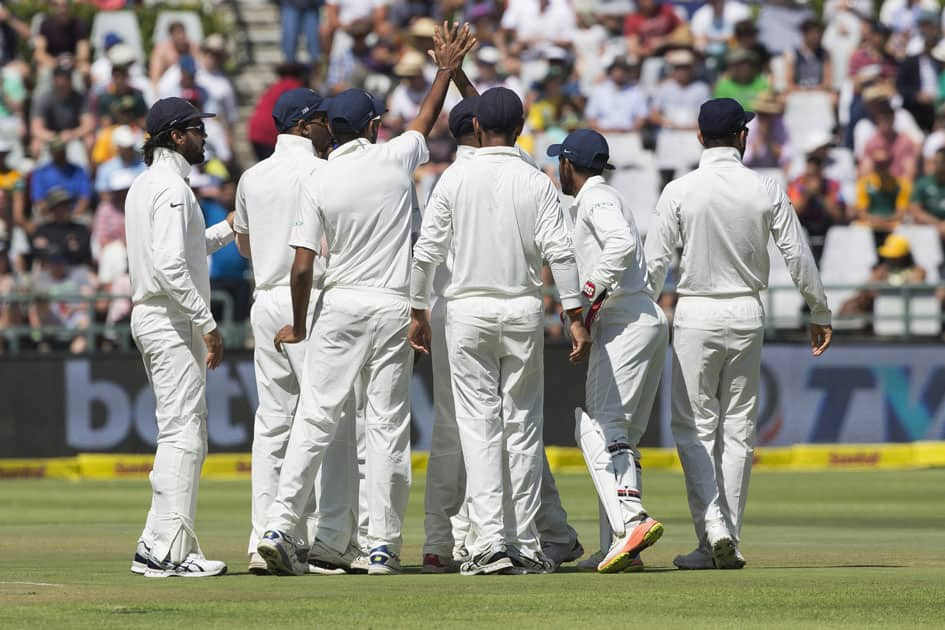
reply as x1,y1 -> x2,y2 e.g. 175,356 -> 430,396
784,91 -> 836,152
153,11 -> 204,45
820,225 -> 877,329
90,11 -> 145,61
894,225 -> 943,282
874,295 -> 942,337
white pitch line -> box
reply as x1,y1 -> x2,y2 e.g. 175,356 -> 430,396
0,581 -> 64,587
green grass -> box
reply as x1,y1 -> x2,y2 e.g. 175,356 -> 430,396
1,469 -> 944,628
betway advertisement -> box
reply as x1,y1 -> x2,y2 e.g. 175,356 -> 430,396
3,344 -> 944,458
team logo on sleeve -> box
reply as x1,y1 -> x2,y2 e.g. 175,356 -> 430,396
582,281 -> 597,300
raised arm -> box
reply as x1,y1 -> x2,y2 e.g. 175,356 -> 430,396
408,22 -> 476,137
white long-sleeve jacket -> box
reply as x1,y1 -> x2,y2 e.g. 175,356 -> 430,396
125,147 -> 235,334
410,145 -> 581,311
568,175 -> 647,297
645,147 -> 831,326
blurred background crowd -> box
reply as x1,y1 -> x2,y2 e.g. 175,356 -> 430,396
1,0 -> 945,355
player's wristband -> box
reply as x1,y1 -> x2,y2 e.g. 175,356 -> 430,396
582,281 -> 608,332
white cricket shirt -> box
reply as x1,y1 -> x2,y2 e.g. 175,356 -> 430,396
645,147 -> 831,326
290,130 -> 429,296
411,145 -> 581,310
125,147 -> 235,334
234,134 -> 324,290
569,175 -> 647,297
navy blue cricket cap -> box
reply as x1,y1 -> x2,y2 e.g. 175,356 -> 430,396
546,129 -> 615,171
272,88 -> 327,132
145,97 -> 215,136
697,98 -> 755,140
449,96 -> 478,139
325,89 -> 387,135
473,87 -> 524,132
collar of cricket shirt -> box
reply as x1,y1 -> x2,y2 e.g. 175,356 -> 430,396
474,146 -> 522,158
456,144 -> 477,160
275,133 -> 318,156
329,137 -> 372,160
152,147 -> 193,180
699,146 -> 743,168
574,175 -> 607,207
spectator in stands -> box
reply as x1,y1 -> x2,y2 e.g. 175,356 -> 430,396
92,168 -> 133,262
149,21 -> 199,88
34,0 -> 90,78
31,188 -> 92,267
0,54 -> 26,122
0,5 -> 30,68
91,95 -> 146,168
95,125 -> 145,196
744,92 -> 791,170
713,48 -> 770,109
93,42 -> 154,105
896,11 -> 941,132
861,105 -> 920,181
322,0 -> 389,59
325,19 -> 387,91
0,137 -> 25,235
387,50 -> 429,132
848,21 -> 897,83
28,246 -> 96,354
198,35 -> 239,138
853,147 -> 912,241
622,0 -> 681,58
784,18 -> 833,94
839,233 -> 928,319
90,32 -> 124,88
499,0 -> 576,52
788,151 -> 846,264
585,56 -> 648,132
732,19 -> 772,72
0,243 -> 23,353
279,0 -> 323,63
30,139 -> 92,219
95,50 -> 148,126
651,48 -> 709,184
30,65 -> 94,160
854,83 -> 925,158
910,147 -> 945,240
691,0 -> 752,57
473,46 -> 525,99
921,104 -> 945,170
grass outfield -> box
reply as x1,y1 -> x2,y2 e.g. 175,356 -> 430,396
1,469 -> 943,629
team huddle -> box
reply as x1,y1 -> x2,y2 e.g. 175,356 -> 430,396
123,23 -> 833,579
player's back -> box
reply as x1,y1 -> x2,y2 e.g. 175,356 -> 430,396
235,136 -> 322,289
666,147 -> 779,297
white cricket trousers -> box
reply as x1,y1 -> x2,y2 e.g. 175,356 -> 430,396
131,298 -> 209,564
671,296 -> 764,547
583,293 -> 668,542
266,287 -> 413,554
446,295 -> 545,559
247,287 -> 358,555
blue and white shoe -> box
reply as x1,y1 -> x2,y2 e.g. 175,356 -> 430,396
257,530 -> 307,576
130,540 -> 151,575
367,545 -> 402,575
143,553 -> 227,578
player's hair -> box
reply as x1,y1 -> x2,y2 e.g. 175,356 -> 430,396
702,131 -> 742,148
571,162 -> 604,178
142,129 -> 178,166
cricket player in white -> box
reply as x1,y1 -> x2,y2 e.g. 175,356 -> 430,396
258,23 -> 476,576
421,96 -> 583,573
125,97 -> 233,578
234,88 -> 363,575
548,129 -> 668,574
646,98 -> 833,570
410,87 -> 591,576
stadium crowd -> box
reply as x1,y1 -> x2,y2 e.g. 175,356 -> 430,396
1,0 -> 945,354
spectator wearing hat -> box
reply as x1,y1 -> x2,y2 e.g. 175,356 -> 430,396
90,32 -> 125,88
34,0 -> 90,77
839,233 -> 928,321
743,93 -> 791,170
784,18 -> 833,95
473,46 -> 525,99
95,46 -> 148,126
248,62 -> 310,160
149,21 -> 200,88
622,0 -> 682,58
910,147 -> 945,240
787,150 -> 846,264
30,138 -> 92,219
31,187 -> 92,267
853,147 -> 912,241
585,56 -> 649,132
861,105 -> 920,180
91,95 -> 147,167
30,65 -> 95,160
853,83 -> 925,157
95,125 -> 146,195
652,48 -> 710,185
713,48 -> 770,110
388,50 -> 431,132
691,0 -> 751,56
896,11 -> 941,132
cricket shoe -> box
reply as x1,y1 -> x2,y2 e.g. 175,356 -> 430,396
367,545 -> 402,575
144,553 -> 227,578
421,553 -> 459,574
673,546 -> 715,570
598,516 -> 663,573
257,530 -> 308,576
460,546 -> 515,576
248,552 -> 270,575
623,554 -> 645,572
576,549 -> 605,571
452,544 -> 470,563
308,539 -> 368,574
508,550 -> 555,575
542,538 -> 585,568
706,522 -> 744,570
130,540 -> 151,575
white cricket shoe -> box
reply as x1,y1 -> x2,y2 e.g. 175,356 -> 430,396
257,530 -> 307,576
706,522 -> 743,570
367,545 -> 402,575
144,553 -> 227,578
130,540 -> 151,575
673,546 -> 715,570
542,538 -> 585,568
509,550 -> 555,574
308,539 -> 368,574
248,552 -> 269,575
